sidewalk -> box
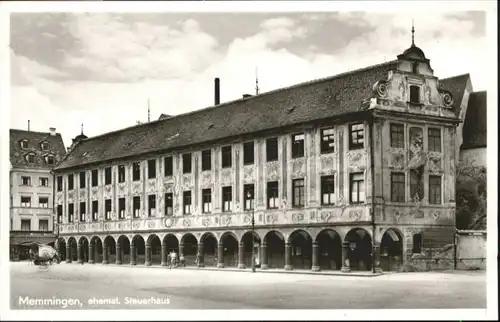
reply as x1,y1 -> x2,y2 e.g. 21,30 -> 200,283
61,262 -> 383,277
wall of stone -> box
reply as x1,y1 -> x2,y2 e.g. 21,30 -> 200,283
460,148 -> 487,168
456,231 -> 486,270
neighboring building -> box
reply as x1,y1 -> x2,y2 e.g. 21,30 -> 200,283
53,36 -> 471,272
9,128 -> 66,260
460,91 -> 487,167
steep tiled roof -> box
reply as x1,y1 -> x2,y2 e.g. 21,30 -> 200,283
10,129 -> 67,169
55,60 -> 402,171
462,91 -> 487,149
439,73 -> 471,116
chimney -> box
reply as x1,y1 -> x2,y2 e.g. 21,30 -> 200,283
242,94 -> 253,99
214,77 -> 220,105
49,127 -> 56,136
28,120 -> 30,132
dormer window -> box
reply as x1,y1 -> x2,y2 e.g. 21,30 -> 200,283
409,85 -> 420,104
412,61 -> 419,74
20,140 -> 28,149
45,155 -> 56,165
26,153 -> 36,163
40,141 -> 50,151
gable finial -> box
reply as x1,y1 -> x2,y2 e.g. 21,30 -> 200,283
255,66 -> 260,95
81,123 -> 84,135
148,98 -> 151,122
411,19 -> 415,46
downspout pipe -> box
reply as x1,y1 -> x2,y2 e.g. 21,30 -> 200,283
370,114 -> 376,273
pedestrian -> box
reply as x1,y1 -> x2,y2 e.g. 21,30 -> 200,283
172,251 -> 177,268
195,252 -> 200,266
28,249 -> 33,265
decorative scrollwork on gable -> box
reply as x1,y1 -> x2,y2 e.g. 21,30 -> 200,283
438,88 -> 453,108
373,80 -> 389,98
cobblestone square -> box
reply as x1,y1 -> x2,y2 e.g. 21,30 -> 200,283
10,262 -> 486,310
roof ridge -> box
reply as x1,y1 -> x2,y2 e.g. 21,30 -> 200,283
76,60 -> 399,144
9,128 -> 62,136
440,73 -> 470,81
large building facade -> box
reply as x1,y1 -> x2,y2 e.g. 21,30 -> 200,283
9,128 -> 66,260
53,40 -> 472,272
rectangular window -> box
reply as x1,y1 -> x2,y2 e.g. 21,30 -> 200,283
429,175 -> 442,204
183,191 -> 192,215
57,205 -> 63,223
221,146 -> 232,168
349,123 -> 364,150
243,141 -> 254,165
133,196 -> 141,218
39,197 -> 49,208
80,202 -> 86,222
292,133 -> 305,158
292,178 -> 305,207
202,150 -> 212,171
391,172 -> 406,202
39,177 -> 49,187
148,194 -> 156,217
390,124 -> 405,148
350,173 -> 365,204
266,137 -> 279,161
105,199 -> 112,220
267,181 -> 279,209
91,169 -> 98,187
321,175 -> 335,205
132,162 -> 141,181
183,153 -> 192,174
164,156 -> 173,176
202,188 -> 212,213
21,219 -> 31,231
79,171 -> 86,188
105,167 -> 112,185
148,159 -> 156,179
22,176 -> 31,186
68,203 -> 74,223
39,219 -> 49,232
118,165 -> 126,183
244,184 -> 255,210
92,200 -> 98,221
222,186 -> 232,212
412,234 -> 422,253
68,174 -> 74,190
21,196 -> 31,207
56,176 -> 62,190
410,85 -> 420,103
119,198 -> 125,219
321,128 -> 335,154
428,128 -> 441,152
165,193 -> 173,216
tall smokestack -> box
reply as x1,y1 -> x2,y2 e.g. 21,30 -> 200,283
214,77 -> 220,105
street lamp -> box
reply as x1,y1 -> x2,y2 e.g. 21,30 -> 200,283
247,191 -> 256,273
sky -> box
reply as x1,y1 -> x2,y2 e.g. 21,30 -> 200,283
9,10 -> 490,148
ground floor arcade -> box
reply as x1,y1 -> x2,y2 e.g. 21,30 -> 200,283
55,226 -> 405,272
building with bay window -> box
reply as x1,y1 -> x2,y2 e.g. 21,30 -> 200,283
52,37 -> 478,272
9,127 -> 66,260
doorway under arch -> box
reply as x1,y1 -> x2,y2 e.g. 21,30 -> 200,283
316,229 -> 342,270
345,228 -> 372,271
220,232 -> 238,267
380,228 -> 404,271
264,231 -> 285,269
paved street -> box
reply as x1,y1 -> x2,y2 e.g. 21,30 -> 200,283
10,262 -> 486,310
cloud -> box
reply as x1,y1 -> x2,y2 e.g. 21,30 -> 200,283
62,14 -> 221,83
9,12 -> 490,147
